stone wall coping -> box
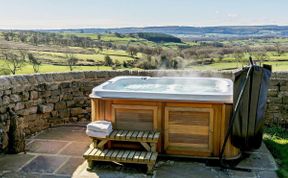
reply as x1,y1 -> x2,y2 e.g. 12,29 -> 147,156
0,70 -> 286,91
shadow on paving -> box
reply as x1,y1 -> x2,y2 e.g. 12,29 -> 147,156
0,126 -> 279,178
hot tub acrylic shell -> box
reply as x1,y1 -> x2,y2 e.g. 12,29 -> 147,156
90,76 -> 233,103
90,76 -> 240,159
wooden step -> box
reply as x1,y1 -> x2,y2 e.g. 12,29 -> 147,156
90,129 -> 160,143
83,147 -> 158,164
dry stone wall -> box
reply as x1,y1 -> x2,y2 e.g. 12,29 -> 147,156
0,70 -> 287,153
266,72 -> 288,127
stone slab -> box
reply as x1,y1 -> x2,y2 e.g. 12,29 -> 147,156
155,160 -> 229,178
72,161 -> 147,178
0,172 -> 40,178
34,127 -> 90,143
256,170 -> 278,178
21,155 -> 68,174
0,154 -> 35,172
227,169 -> 257,178
26,140 -> 69,154
235,152 -> 278,171
58,142 -> 89,156
55,157 -> 85,175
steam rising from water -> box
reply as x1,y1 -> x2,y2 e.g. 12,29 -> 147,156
104,77 -> 231,94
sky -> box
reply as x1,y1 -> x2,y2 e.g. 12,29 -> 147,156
0,0 -> 288,29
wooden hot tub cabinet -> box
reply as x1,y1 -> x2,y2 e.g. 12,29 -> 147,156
90,98 -> 240,159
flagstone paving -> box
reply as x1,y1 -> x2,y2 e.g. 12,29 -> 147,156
0,126 -> 278,178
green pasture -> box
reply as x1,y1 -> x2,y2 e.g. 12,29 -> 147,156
189,61 -> 288,71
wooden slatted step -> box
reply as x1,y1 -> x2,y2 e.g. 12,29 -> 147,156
86,129 -> 160,174
90,129 -> 160,143
83,148 -> 158,164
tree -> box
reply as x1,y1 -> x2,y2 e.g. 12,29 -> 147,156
253,49 -> 268,65
18,49 -> 27,61
274,42 -> 284,56
104,55 -> 113,66
97,34 -> 102,41
159,55 -> 169,68
19,32 -> 27,43
123,61 -> 128,68
127,46 -> 138,57
233,49 -> 245,67
28,53 -> 41,73
1,50 -> 26,75
135,55 -> 158,69
31,33 -> 39,46
66,54 -> 78,71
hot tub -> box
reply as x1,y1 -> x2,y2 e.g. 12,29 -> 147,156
91,76 -> 233,103
90,76 -> 239,159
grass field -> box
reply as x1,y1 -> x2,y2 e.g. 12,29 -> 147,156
264,126 -> 288,178
189,61 -> 288,71
1,32 -> 288,75
0,60 -> 116,75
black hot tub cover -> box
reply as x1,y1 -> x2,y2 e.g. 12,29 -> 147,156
231,64 -> 271,151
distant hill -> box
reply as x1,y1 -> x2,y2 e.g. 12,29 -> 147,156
36,25 -> 288,39
135,32 -> 182,43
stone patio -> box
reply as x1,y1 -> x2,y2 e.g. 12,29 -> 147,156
0,126 -> 278,178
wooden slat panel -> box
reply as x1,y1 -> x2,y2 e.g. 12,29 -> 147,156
99,100 -> 105,120
121,150 -> 130,161
153,132 -> 160,141
91,99 -> 99,121
99,149 -> 109,159
136,131 -> 144,141
147,132 -> 155,142
113,105 -> 156,131
116,150 -> 124,161
164,106 -> 214,156
168,133 -> 208,145
149,153 -> 158,163
133,151 -> 141,162
90,148 -> 98,157
83,147 -> 93,157
168,143 -> 208,149
169,111 -> 209,126
109,130 -> 118,139
168,125 -> 208,135
111,150 -> 119,159
115,130 -> 124,139
116,122 -> 153,131
144,152 -> 152,161
105,150 -> 113,159
142,131 -> 149,141
116,109 -> 153,122
127,151 -> 136,160
139,152 -> 147,162
126,131 -> 134,139
131,131 -> 139,139
119,130 -> 128,140
94,149 -> 102,158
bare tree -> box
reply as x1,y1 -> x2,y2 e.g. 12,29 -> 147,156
28,53 -> 41,73
18,49 -> 27,60
233,49 -> 245,67
66,54 -> 78,71
253,49 -> 268,65
127,46 -> 138,57
19,32 -> 27,43
274,42 -> 284,56
1,50 -> 26,75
